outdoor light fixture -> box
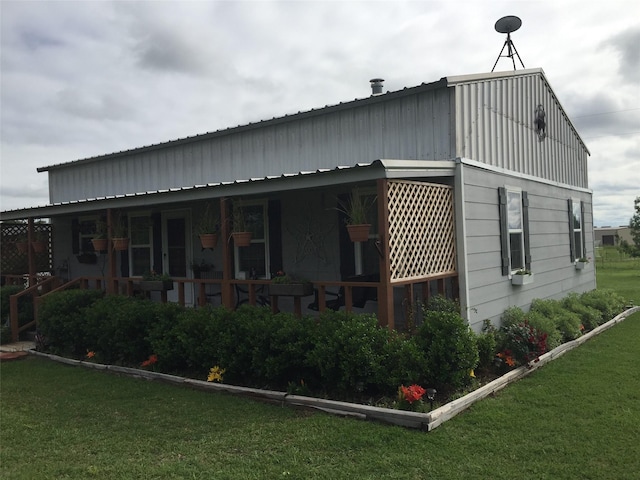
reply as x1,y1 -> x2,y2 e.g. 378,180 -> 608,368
426,388 -> 437,410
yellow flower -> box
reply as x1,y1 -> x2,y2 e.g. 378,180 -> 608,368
469,369 -> 476,378
207,366 -> 225,383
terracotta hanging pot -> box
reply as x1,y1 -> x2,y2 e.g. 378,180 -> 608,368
112,237 -> 130,251
232,231 -> 252,247
32,241 -> 47,253
92,238 -> 108,252
346,224 -> 371,242
199,233 -> 219,249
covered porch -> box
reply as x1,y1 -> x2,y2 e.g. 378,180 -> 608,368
1,160 -> 459,341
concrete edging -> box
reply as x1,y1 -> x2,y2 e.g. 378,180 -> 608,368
27,306 -> 639,431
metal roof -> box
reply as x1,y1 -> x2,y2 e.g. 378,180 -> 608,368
1,159 -> 456,220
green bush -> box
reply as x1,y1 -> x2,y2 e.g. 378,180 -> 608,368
500,320 -> 548,366
376,331 -> 427,393
145,302 -> 189,372
500,306 -> 526,327
525,311 -> 563,350
83,295 -> 159,365
476,320 -> 498,372
580,289 -> 627,324
38,289 -> 104,357
415,307 -> 478,391
1,285 -> 34,329
530,299 -> 583,342
562,293 -> 602,331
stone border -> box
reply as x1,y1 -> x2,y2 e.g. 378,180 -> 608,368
28,306 -> 639,431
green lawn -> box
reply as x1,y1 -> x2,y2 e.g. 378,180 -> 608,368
1,259 -> 639,479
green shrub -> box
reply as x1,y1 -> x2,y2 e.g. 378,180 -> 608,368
1,285 -> 35,329
415,307 -> 478,391
145,302 -> 189,372
500,320 -> 548,367
377,332 -> 427,392
525,311 -> 563,350
476,320 -> 498,372
580,289 -> 627,324
500,306 -> 526,327
84,295 -> 159,365
306,311 -> 392,396
530,298 -> 582,342
423,295 -> 460,314
562,293 -> 602,331
37,289 -> 104,357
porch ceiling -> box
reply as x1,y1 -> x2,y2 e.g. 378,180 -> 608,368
0,159 -> 455,220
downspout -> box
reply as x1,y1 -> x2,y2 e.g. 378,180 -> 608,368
454,158 -> 471,323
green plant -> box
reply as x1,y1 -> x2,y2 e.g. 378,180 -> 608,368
195,203 -> 220,234
93,219 -> 107,239
232,199 -> 247,232
271,270 -> 308,284
335,187 -> 376,225
142,270 -> 172,281
513,268 -> 532,275
530,298 -> 583,342
415,307 -> 479,391
111,212 -> 127,237
476,320 -> 498,372
580,289 -> 627,324
499,320 -> 548,367
524,311 -> 563,350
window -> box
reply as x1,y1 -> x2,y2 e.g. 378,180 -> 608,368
77,216 -> 98,253
354,191 -> 378,276
498,187 -> 531,276
234,200 -> 270,278
129,214 -> 153,276
568,199 -> 585,261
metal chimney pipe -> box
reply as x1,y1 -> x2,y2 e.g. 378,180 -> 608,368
370,78 -> 384,96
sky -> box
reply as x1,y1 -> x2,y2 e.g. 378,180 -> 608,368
1,0 -> 638,227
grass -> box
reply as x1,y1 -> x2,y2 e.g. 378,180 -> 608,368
1,255 -> 639,479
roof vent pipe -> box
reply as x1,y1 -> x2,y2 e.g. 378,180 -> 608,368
370,78 -> 384,96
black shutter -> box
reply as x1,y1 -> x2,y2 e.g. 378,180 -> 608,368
337,194 -> 356,279
268,200 -> 283,276
498,187 -> 510,276
580,201 -> 586,259
568,199 -> 576,262
522,191 -> 531,270
152,213 -> 162,273
71,218 -> 80,254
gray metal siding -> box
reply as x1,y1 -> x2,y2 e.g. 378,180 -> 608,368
48,89 -> 455,204
461,163 -> 595,331
454,72 -> 589,189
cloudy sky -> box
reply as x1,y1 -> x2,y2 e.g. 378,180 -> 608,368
1,0 -> 638,227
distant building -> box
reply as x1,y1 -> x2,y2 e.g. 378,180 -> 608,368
594,226 -> 633,247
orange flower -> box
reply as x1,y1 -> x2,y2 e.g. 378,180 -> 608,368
505,356 -> 516,367
141,354 -> 158,367
86,351 -> 95,359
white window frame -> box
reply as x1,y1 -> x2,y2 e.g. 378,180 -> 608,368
506,187 -> 525,275
128,211 -> 153,277
571,198 -> 583,261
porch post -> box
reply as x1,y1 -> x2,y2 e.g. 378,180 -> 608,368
377,179 -> 394,329
106,208 -> 116,294
27,218 -> 36,286
220,197 -> 234,308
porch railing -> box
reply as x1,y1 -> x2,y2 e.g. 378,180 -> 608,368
6,273 -> 458,340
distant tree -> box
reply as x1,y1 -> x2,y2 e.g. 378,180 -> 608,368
630,196 -> 640,247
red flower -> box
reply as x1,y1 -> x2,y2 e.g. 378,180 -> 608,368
141,354 -> 158,367
400,384 -> 426,404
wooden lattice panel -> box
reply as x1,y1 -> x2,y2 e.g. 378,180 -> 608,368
387,180 -> 456,282
0,223 -> 53,275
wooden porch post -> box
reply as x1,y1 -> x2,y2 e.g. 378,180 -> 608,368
27,218 -> 36,287
106,209 -> 116,294
220,197 -> 234,308
377,179 -> 394,329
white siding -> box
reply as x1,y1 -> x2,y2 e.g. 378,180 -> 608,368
460,163 -> 595,331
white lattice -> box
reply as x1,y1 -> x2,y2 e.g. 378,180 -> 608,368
387,180 -> 456,282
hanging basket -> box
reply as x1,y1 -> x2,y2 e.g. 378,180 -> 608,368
32,241 -> 47,253
112,237 -> 130,251
199,233 -> 219,249
92,238 -> 108,252
346,224 -> 371,242
232,231 -> 252,247
15,242 -> 29,254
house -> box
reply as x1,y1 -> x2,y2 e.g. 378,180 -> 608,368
0,68 -> 595,333
594,226 -> 633,247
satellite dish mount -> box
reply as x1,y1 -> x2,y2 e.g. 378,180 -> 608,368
492,15 -> 525,72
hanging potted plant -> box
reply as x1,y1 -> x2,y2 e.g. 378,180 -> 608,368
195,203 -> 220,249
91,219 -> 108,252
32,229 -> 48,253
15,232 -> 28,254
111,213 -> 129,251
231,199 -> 252,247
337,187 -> 376,242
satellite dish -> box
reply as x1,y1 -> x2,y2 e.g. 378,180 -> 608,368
491,15 -> 525,72
495,15 -> 522,34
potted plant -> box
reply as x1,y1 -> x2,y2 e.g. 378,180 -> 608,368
190,261 -> 213,278
195,203 -> 220,249
575,257 -> 590,270
511,268 -> 534,285
140,271 -> 173,291
231,199 -> 252,247
91,219 -> 108,252
337,188 -> 376,242
14,232 -> 28,254
111,213 -> 129,251
32,229 -> 48,253
268,270 -> 313,297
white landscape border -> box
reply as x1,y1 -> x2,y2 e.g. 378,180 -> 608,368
28,306 -> 639,431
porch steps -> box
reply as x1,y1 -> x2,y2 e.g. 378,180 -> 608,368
0,340 -> 34,362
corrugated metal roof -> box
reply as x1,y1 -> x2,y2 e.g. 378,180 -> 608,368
1,159 -> 456,220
